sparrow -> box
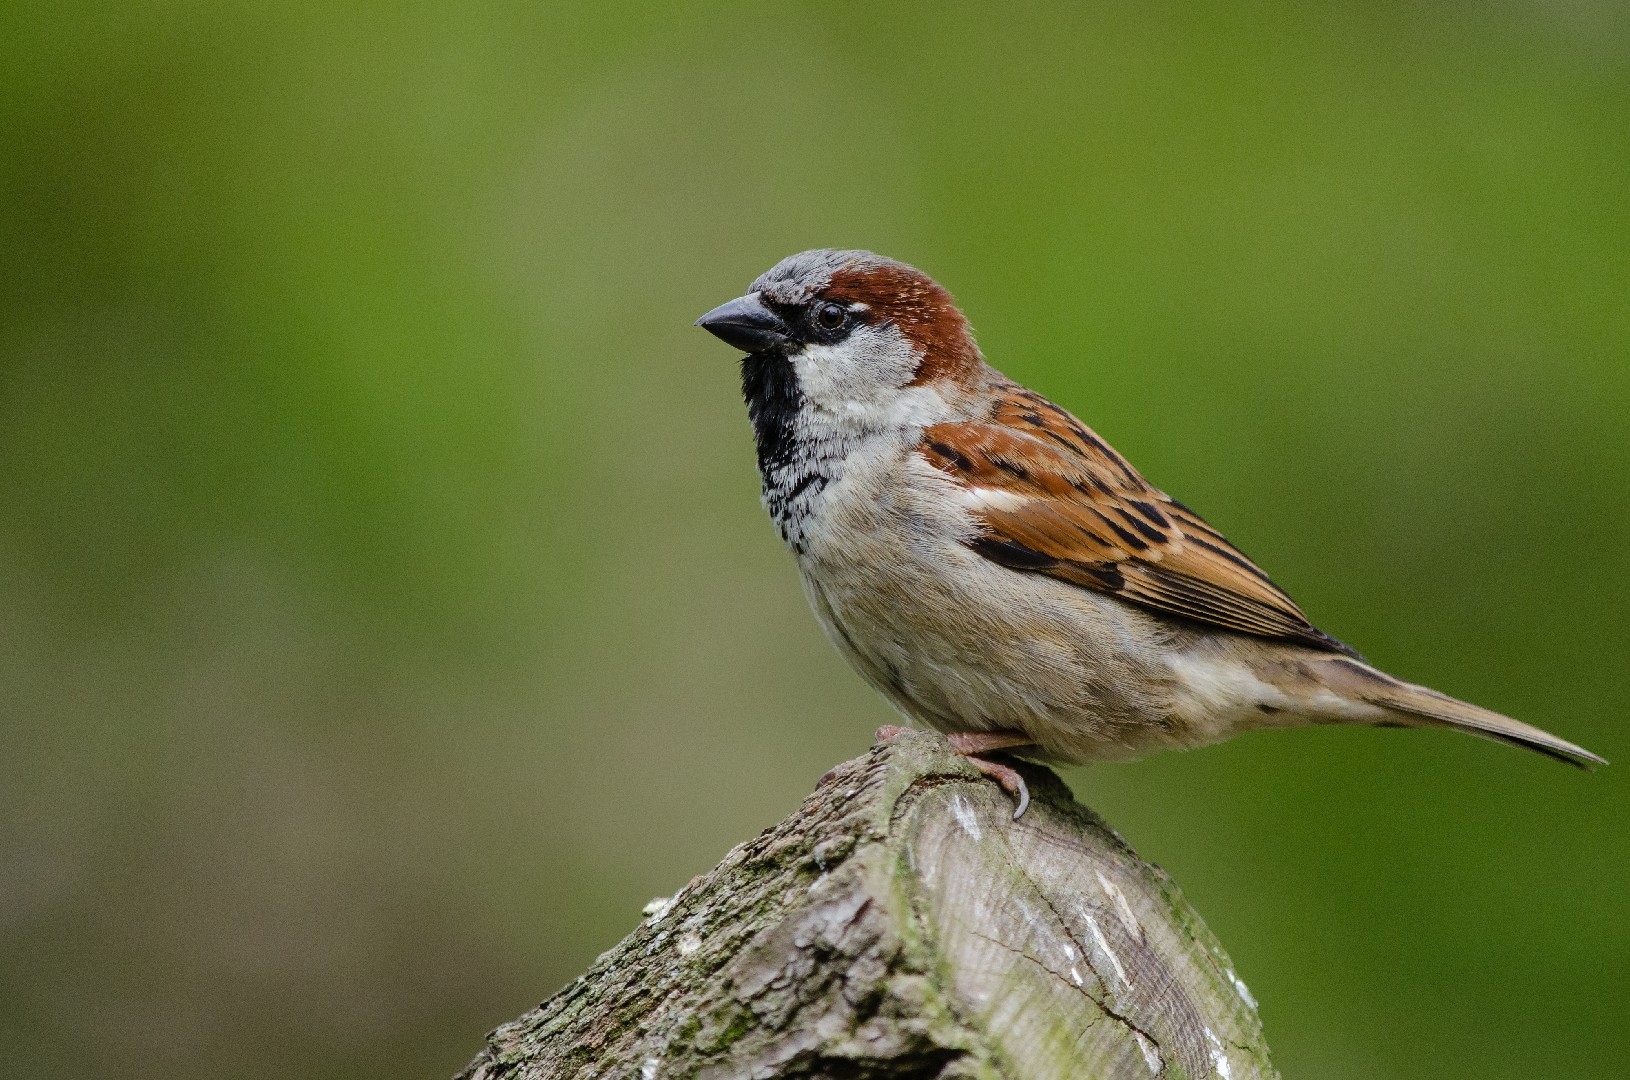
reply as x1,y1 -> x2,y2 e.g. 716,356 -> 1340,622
696,249 -> 1603,817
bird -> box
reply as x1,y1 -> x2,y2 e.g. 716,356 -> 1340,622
695,249 -> 1603,817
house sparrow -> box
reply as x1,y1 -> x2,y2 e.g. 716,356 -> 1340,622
696,249 -> 1603,817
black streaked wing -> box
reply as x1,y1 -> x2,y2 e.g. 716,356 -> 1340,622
919,389 -> 1356,656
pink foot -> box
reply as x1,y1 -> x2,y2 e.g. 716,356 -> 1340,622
875,726 -> 1036,819
963,755 -> 1031,819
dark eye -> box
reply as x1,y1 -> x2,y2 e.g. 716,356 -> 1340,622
814,302 -> 847,331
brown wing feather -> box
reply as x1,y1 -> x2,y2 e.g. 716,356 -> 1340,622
921,386 -> 1356,656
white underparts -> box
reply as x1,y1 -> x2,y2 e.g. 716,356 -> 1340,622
1166,650 -> 1381,739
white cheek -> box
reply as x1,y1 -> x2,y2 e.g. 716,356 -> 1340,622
790,324 -> 926,428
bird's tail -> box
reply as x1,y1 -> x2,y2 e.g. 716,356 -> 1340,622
1320,657 -> 1606,769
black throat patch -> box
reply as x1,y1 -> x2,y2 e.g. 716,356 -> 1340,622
739,350 -> 832,551
740,351 -> 802,478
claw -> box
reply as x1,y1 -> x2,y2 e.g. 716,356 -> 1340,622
964,754 -> 1032,819
872,726 -> 1035,819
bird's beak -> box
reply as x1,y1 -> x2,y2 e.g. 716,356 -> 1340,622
695,293 -> 791,353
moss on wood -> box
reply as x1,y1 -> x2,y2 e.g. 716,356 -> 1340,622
457,730 -> 1278,1080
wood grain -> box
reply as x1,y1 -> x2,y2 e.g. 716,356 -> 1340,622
457,731 -> 1277,1079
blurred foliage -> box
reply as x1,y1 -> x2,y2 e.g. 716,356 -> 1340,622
1,2 -> 1627,1078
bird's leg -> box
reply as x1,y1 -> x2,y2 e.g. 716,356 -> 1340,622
874,726 -> 1036,819
945,731 -> 1035,756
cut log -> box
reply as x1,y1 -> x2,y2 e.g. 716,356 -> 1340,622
458,729 -> 1277,1079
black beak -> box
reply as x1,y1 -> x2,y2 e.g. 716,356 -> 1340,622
695,293 -> 791,353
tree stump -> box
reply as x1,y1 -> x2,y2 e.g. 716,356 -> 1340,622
458,730 -> 1277,1079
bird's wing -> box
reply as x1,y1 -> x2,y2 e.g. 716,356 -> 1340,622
918,383 -> 1357,656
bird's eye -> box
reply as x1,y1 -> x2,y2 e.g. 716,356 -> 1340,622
814,302 -> 847,331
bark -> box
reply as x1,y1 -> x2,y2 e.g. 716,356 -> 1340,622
457,730 -> 1277,1080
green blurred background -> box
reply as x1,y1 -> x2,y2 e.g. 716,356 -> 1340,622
3,2 -> 1626,1078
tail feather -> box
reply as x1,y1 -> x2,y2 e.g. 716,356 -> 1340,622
1323,658 -> 1606,770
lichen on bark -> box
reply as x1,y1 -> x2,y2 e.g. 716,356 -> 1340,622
457,730 -> 1277,1080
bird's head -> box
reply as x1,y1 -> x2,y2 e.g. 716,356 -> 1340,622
696,250 -> 983,418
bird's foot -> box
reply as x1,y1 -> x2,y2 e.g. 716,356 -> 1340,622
874,726 -> 1035,819
949,731 -> 1035,818
961,754 -> 1031,820
827,726 -> 914,784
